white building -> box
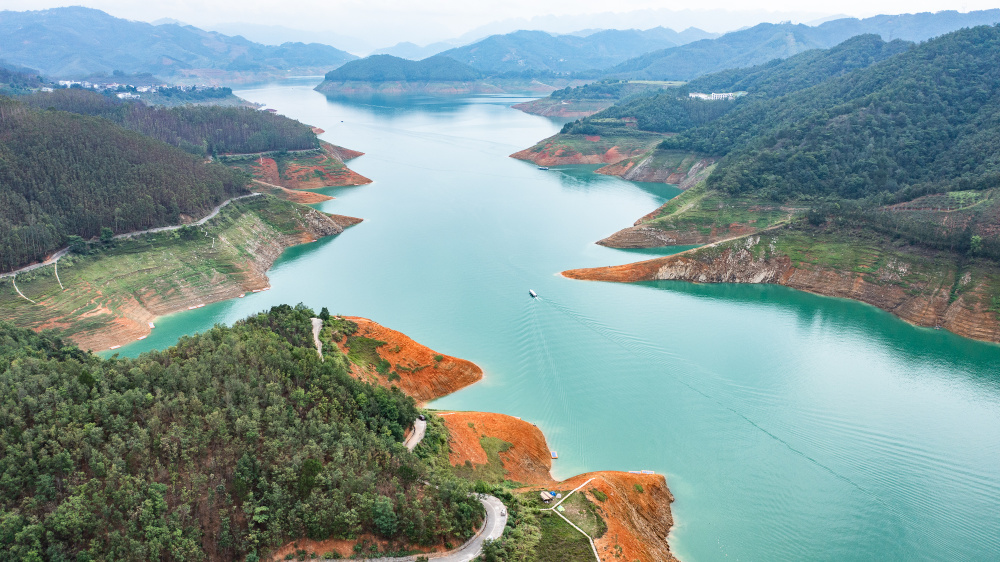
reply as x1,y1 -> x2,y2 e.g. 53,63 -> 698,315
689,91 -> 745,101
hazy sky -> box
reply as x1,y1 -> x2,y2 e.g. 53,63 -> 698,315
0,0 -> 992,50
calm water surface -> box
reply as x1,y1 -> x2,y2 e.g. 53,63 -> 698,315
114,79 -> 1000,561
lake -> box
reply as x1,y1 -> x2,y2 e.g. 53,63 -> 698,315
113,79 -> 1000,561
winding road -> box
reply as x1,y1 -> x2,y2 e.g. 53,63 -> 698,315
354,494 -> 508,562
1,193 -> 261,279
403,418 -> 427,452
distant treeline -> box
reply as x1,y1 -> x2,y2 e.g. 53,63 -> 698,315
22,89 -> 318,156
562,34 -> 907,136
0,96 -> 248,272
0,62 -> 43,95
0,305 -> 484,561
324,54 -> 482,82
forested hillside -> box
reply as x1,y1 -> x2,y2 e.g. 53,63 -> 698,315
437,27 -> 716,73
0,63 -> 43,95
605,9 -> 1000,80
22,89 -> 318,155
562,34 -> 907,135
0,97 -> 248,272
665,25 -> 1000,201
0,305 -> 484,561
322,54 -> 482,82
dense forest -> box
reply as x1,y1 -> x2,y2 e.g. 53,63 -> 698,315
663,25 -> 1000,201
322,55 -> 482,82
22,89 -> 318,156
0,305 -> 484,561
561,34 -> 908,135
0,96 -> 248,272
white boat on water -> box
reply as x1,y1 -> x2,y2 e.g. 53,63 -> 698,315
537,166 -> 549,170
529,290 -> 538,298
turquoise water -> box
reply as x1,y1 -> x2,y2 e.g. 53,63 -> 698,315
113,80 -> 1000,561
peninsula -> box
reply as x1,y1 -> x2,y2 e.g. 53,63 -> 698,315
519,27 -> 1000,345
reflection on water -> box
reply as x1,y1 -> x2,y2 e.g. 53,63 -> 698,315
109,80 -> 1000,562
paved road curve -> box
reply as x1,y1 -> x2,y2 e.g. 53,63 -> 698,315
403,418 -> 427,452
354,494 -> 508,562
311,317 -> 324,359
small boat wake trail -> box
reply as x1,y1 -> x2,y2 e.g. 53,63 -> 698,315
537,295 -> 919,532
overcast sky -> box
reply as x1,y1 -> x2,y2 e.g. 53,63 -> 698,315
0,1 -> 992,51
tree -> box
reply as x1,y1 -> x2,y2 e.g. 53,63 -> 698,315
373,496 -> 398,537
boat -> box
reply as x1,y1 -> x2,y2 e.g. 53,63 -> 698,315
148,322 -> 155,329
550,450 -> 558,459
529,290 -> 538,298
537,166 -> 549,170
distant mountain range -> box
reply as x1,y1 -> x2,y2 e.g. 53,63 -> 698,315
373,41 -> 464,60
0,7 -> 357,81
607,9 -> 1000,80
437,27 -> 717,73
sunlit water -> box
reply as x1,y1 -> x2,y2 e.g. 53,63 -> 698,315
112,79 -> 1000,561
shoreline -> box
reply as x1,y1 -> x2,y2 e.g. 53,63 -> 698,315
1,198 -> 362,352
562,230 -> 1000,345
303,320 -> 681,562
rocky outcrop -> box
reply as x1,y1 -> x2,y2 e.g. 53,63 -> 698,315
596,152 -> 713,187
565,233 -> 1000,344
510,134 -> 662,167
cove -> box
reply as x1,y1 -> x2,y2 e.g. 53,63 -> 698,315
110,79 -> 1000,561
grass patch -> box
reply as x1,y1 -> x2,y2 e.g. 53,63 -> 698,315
528,133 -> 662,158
560,492 -> 607,539
345,335 -> 387,369
450,436 -> 513,485
532,511 -> 593,562
644,186 -> 792,236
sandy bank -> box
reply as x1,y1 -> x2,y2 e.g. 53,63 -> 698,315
334,317 -> 484,404
564,231 -> 1000,344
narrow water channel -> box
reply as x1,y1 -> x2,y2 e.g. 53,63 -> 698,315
114,79 -> 1000,561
